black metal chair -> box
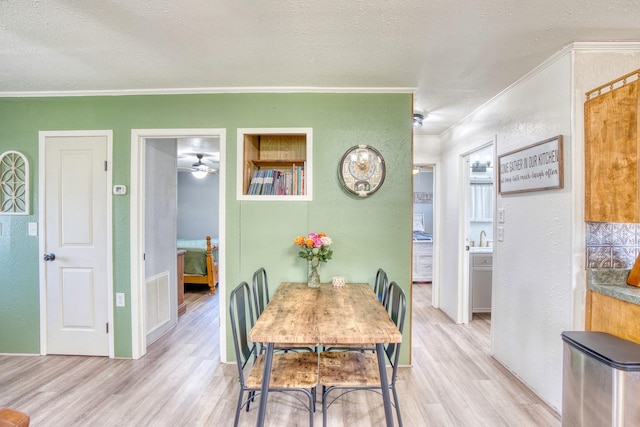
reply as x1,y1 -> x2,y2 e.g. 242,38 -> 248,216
252,267 -> 270,318
318,281 -> 406,427
229,281 -> 318,427
374,268 -> 390,306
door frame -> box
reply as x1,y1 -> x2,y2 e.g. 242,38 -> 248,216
412,163 -> 440,308
38,130 -> 114,357
130,128 -> 227,360
458,138 -> 495,325
459,152 -> 472,324
432,163 -> 439,309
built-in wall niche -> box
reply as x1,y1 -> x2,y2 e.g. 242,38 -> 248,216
237,128 -> 312,201
0,150 -> 29,215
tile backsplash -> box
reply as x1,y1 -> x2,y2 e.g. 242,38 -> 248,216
586,222 -> 640,268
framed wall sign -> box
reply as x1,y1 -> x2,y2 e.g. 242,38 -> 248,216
498,135 -> 563,195
413,192 -> 433,204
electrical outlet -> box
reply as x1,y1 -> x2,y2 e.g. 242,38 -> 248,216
498,208 -> 505,223
497,226 -> 504,242
116,293 -> 125,307
113,185 -> 127,195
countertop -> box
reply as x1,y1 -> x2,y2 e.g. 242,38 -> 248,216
469,247 -> 493,253
588,269 -> 640,305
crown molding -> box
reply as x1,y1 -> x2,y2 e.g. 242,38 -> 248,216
0,86 -> 415,98
571,41 -> 640,51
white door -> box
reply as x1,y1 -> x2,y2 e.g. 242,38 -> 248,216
42,133 -> 110,356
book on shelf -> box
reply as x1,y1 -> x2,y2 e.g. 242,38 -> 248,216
248,169 -> 265,195
248,170 -> 258,195
247,163 -> 306,196
261,170 -> 272,195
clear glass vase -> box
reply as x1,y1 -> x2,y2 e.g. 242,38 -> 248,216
307,258 -> 321,288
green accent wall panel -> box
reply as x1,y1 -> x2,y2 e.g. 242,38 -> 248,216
0,92 -> 412,363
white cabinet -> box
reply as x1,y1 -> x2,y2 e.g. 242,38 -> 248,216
412,240 -> 433,282
470,253 -> 492,312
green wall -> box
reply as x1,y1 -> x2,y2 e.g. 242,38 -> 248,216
0,93 -> 413,362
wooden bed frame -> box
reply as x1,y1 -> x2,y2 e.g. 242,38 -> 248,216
183,235 -> 218,295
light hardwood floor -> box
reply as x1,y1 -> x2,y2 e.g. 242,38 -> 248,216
0,284 -> 560,426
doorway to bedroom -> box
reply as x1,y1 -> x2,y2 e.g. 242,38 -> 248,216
130,128 -> 226,360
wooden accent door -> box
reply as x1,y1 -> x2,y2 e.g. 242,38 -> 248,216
585,79 -> 640,222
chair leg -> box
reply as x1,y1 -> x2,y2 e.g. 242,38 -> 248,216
391,384 -> 403,427
322,387 -> 331,427
246,390 -> 254,411
234,389 -> 245,427
309,389 -> 315,427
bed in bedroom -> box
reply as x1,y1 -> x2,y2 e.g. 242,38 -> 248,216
177,235 -> 218,295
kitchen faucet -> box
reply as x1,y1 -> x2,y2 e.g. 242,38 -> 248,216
479,230 -> 487,247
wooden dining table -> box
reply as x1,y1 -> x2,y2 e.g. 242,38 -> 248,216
249,282 -> 403,427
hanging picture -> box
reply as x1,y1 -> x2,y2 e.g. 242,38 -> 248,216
413,192 -> 433,204
0,150 -> 29,215
498,135 -> 563,195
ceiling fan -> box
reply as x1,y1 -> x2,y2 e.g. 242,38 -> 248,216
191,153 -> 216,179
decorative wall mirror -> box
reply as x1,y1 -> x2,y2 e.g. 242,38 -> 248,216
0,150 -> 29,215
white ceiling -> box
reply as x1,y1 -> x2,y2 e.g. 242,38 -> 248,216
177,137 -> 219,172
2,1 -> 640,136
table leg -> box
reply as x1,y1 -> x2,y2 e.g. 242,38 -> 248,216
376,343 -> 395,426
256,342 -> 274,427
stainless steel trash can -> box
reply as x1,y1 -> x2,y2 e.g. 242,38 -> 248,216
561,331 -> 640,426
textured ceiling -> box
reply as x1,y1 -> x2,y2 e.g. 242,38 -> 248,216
177,138 -> 219,172
2,1 -> 640,135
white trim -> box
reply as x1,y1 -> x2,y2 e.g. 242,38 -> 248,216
129,134 -> 146,359
0,86 -> 415,98
569,49 -> 587,332
572,41 -> 640,51
459,154 -> 471,325
431,163 -> 440,309
38,130 -> 114,357
130,128 -> 227,361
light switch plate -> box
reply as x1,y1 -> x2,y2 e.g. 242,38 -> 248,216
497,226 -> 504,241
116,293 -> 125,307
498,208 -> 505,223
113,185 -> 127,195
28,222 -> 38,236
